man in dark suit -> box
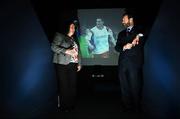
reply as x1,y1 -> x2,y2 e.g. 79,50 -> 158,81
115,12 -> 145,112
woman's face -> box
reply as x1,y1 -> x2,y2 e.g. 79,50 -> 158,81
69,23 -> 75,34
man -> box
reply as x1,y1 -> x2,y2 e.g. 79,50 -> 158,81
79,28 -> 94,58
87,18 -> 116,58
115,13 -> 145,112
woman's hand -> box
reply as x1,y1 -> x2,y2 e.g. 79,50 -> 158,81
65,48 -> 78,57
77,65 -> 81,72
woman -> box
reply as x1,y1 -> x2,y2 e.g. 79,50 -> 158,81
51,20 -> 81,112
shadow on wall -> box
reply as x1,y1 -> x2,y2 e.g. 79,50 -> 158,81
143,0 -> 180,118
1,0 -> 56,118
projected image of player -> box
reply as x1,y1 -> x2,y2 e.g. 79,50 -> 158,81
79,27 -> 94,58
87,18 -> 116,58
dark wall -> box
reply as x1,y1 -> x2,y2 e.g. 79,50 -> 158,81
31,0 -> 162,42
143,0 -> 180,118
1,0 -> 56,118
2,0 -> 180,118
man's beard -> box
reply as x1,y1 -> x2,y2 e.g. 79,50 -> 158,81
123,23 -> 130,28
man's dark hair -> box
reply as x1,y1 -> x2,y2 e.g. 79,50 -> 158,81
122,12 -> 135,19
122,12 -> 138,25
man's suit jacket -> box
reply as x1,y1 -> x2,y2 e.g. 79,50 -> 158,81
51,32 -> 81,65
115,26 -> 145,68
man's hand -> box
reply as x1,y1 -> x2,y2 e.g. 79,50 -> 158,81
132,33 -> 143,46
132,37 -> 139,46
123,43 -> 133,51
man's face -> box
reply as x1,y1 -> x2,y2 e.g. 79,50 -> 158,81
122,15 -> 130,27
85,29 -> 90,34
96,19 -> 104,28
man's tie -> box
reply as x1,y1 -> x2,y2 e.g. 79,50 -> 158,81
126,28 -> 130,36
127,28 -> 131,32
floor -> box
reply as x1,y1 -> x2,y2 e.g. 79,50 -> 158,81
38,90 -> 145,119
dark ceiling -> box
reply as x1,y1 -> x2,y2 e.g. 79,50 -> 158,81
30,0 -> 163,41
